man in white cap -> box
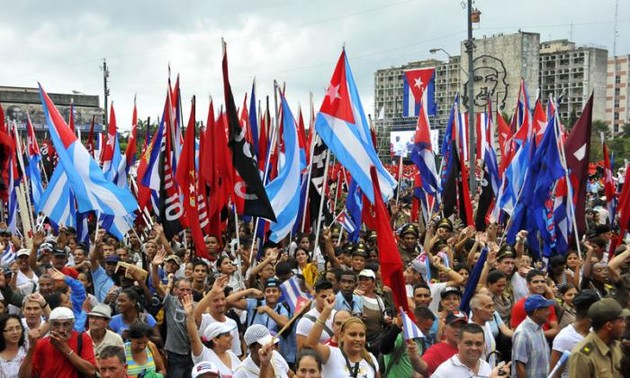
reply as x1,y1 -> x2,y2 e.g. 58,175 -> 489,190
87,303 -> 124,359
234,324 -> 293,378
191,361 -> 221,378
19,306 -> 97,378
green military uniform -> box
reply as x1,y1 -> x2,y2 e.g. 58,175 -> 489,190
568,298 -> 630,378
568,332 -> 624,378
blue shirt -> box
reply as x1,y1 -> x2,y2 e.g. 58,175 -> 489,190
334,291 -> 363,316
109,313 -> 157,336
92,265 -> 113,303
511,316 -> 550,378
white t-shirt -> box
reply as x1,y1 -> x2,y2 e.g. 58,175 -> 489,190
16,270 -> 38,295
429,282 -> 448,312
321,346 -> 379,378
233,350 -> 290,378
431,354 -> 492,378
296,307 -> 336,342
192,345 -> 240,378
511,274 -> 529,303
199,313 -> 242,357
551,324 -> 584,378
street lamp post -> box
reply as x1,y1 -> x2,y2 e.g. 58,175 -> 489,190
465,0 -> 477,195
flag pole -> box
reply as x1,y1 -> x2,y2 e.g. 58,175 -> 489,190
497,170 -> 530,248
312,149 -> 331,259
395,155 -> 404,206
300,132 -> 319,233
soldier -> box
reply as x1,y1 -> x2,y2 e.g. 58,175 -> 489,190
568,297 -> 630,378
398,223 -> 421,266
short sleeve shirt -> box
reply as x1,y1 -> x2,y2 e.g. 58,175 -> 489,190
32,332 -> 96,378
321,346 -> 379,378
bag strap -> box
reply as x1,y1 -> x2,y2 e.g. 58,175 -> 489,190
303,315 -> 333,337
383,336 -> 407,377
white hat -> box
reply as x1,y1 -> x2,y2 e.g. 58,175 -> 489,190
203,322 -> 235,340
16,249 -> 30,258
49,307 -> 75,321
358,269 -> 376,280
191,361 -> 220,377
243,324 -> 280,347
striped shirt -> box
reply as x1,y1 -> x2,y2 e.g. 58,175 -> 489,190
511,316 -> 549,378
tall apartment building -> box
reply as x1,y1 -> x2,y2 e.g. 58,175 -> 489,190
539,40 -> 608,123
606,55 -> 630,133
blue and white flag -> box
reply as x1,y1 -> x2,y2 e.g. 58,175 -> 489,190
266,95 -> 302,243
315,50 -> 395,203
38,166 -> 76,228
401,310 -> 424,340
279,276 -> 313,313
335,210 -> 356,234
402,68 -> 436,117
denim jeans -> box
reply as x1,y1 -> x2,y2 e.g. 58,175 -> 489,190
167,351 -> 193,378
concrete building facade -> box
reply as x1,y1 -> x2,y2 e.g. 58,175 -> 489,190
606,55 -> 630,133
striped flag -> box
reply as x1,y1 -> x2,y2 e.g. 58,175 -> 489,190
401,310 -> 424,340
280,276 -> 312,313
335,210 -> 356,234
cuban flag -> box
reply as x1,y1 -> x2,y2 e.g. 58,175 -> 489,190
101,105 -> 123,185
38,166 -> 77,229
265,94 -> 302,243
335,210 -> 356,234
38,84 -> 138,216
315,49 -> 396,203
402,68 -> 436,117
25,114 -> 44,209
280,276 -> 313,314
401,310 -> 424,340
410,100 -> 439,195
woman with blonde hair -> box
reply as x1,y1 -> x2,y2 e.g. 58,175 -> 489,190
305,296 -> 380,378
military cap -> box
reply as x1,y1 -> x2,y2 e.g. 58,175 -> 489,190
436,218 -> 453,232
400,223 -> 419,237
496,245 -> 515,261
588,297 -> 630,324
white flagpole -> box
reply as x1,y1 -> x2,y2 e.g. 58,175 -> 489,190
395,155 -> 404,206
300,133 -> 319,233
312,149 -> 331,257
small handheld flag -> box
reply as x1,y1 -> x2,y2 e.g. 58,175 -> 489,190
335,210 -> 356,234
401,309 -> 424,340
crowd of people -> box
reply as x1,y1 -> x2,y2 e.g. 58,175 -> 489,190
0,171 -> 628,378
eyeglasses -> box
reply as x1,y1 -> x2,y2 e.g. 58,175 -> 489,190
3,327 -> 21,334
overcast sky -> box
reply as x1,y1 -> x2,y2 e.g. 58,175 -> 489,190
0,0 -> 628,131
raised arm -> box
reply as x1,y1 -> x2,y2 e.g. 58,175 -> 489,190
150,248 -> 167,299
194,275 -> 229,321
304,295 -> 334,363
226,288 -> 262,311
29,230 -> 46,271
183,293 -> 204,357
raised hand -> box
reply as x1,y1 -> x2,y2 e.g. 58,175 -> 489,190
32,230 -> 46,248
211,274 -> 229,293
152,248 -> 167,266
49,268 -> 66,281
182,293 -> 195,316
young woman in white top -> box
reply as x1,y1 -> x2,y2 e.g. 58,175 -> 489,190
304,296 -> 380,378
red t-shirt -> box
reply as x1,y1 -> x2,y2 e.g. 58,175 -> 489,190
32,331 -> 96,378
62,266 -> 79,279
421,341 -> 458,376
510,296 -> 557,330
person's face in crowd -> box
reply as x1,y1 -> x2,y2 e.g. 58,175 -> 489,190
528,274 -> 547,295
264,287 -> 281,306
441,293 -> 461,312
295,355 -> 322,378
458,331 -> 484,366
610,317 -> 628,340
566,252 -> 580,270
78,272 -> 92,291
53,255 -> 67,270
299,237 -> 311,251
217,258 -> 235,275
436,227 -> 451,240
593,212 -> 601,224
339,274 -> 357,296
333,311 -> 351,339
358,276 -> 375,293
496,257 -> 515,276
17,254 -> 29,270
38,277 -> 55,295
324,271 -> 338,291
210,292 -> 226,315
184,263 -> 194,279
551,261 -> 566,276
175,280 -> 192,301
105,259 -> 118,276
519,255 -> 532,271
416,316 -> 435,336
592,264 -> 608,283
368,249 -> 378,262
402,233 -> 418,250
165,260 -> 180,274
212,331 -> 234,351
260,264 -> 275,280
67,238 -> 77,252
471,252 -> 481,267
444,322 -> 464,344
314,289 -> 334,312
341,322 -> 366,354
205,236 -> 220,254
50,318 -> 74,341
562,287 -> 578,307
351,256 -> 366,272
102,244 -> 115,257
23,300 -> 43,325
193,264 -> 209,283
487,277 -> 507,297
88,315 -> 108,332
486,223 -> 498,237
295,249 -> 309,266
74,249 -> 86,265
2,318 -> 23,345
413,287 -> 432,308
457,268 -> 469,286
98,356 -> 128,378
116,248 -> 130,263
130,335 -> 149,353
129,233 -> 140,248
144,242 -> 157,259
531,306 -> 551,325
474,295 -> 495,323
116,292 -> 135,314
341,252 -> 352,267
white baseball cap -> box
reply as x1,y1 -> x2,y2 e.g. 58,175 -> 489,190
191,361 -> 220,378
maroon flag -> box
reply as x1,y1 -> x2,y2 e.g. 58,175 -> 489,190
564,94 -> 593,234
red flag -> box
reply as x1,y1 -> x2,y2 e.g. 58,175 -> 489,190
101,104 -> 117,169
175,97 -> 209,259
367,166 -> 410,317
496,111 -> 513,177
532,99 -> 547,145
617,167 -> 630,242
564,94 -> 593,234
86,115 -> 96,158
319,50 -> 355,123
297,105 -> 309,165
124,98 -> 138,170
602,142 -> 615,202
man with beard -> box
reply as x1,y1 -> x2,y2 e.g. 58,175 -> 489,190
19,307 -> 96,378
